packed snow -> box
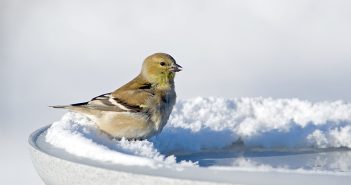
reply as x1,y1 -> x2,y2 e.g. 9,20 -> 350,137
45,97 -> 351,170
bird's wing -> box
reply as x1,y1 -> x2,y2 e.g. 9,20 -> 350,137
91,92 -> 144,112
111,82 -> 155,110
63,75 -> 155,113
112,84 -> 154,106
100,74 -> 155,110
80,80 -> 154,113
66,92 -> 142,113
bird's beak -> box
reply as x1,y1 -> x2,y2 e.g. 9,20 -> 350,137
170,63 -> 182,72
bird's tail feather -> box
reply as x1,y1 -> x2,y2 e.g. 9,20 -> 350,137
50,102 -> 88,109
49,105 -> 71,109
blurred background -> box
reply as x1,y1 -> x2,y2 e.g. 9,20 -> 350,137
1,0 -> 351,184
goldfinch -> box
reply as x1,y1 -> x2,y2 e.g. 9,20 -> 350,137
52,53 -> 182,139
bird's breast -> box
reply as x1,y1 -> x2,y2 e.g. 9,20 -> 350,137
148,89 -> 176,133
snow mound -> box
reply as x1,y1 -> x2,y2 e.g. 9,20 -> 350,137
46,97 -> 351,167
45,112 -> 193,168
160,97 -> 351,152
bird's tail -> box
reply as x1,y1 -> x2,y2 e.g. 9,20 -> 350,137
50,102 -> 94,117
50,102 -> 88,109
49,105 -> 71,109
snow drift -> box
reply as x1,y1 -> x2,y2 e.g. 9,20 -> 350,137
45,97 -> 351,168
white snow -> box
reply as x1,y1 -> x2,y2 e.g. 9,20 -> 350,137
45,112 -> 193,169
45,97 -> 351,170
160,97 -> 351,151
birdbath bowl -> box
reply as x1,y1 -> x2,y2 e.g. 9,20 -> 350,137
29,125 -> 351,185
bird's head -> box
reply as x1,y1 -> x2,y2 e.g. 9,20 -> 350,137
141,53 -> 182,88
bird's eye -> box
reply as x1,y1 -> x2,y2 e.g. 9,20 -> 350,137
160,62 -> 165,66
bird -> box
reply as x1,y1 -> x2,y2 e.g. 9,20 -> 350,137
51,53 -> 182,140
